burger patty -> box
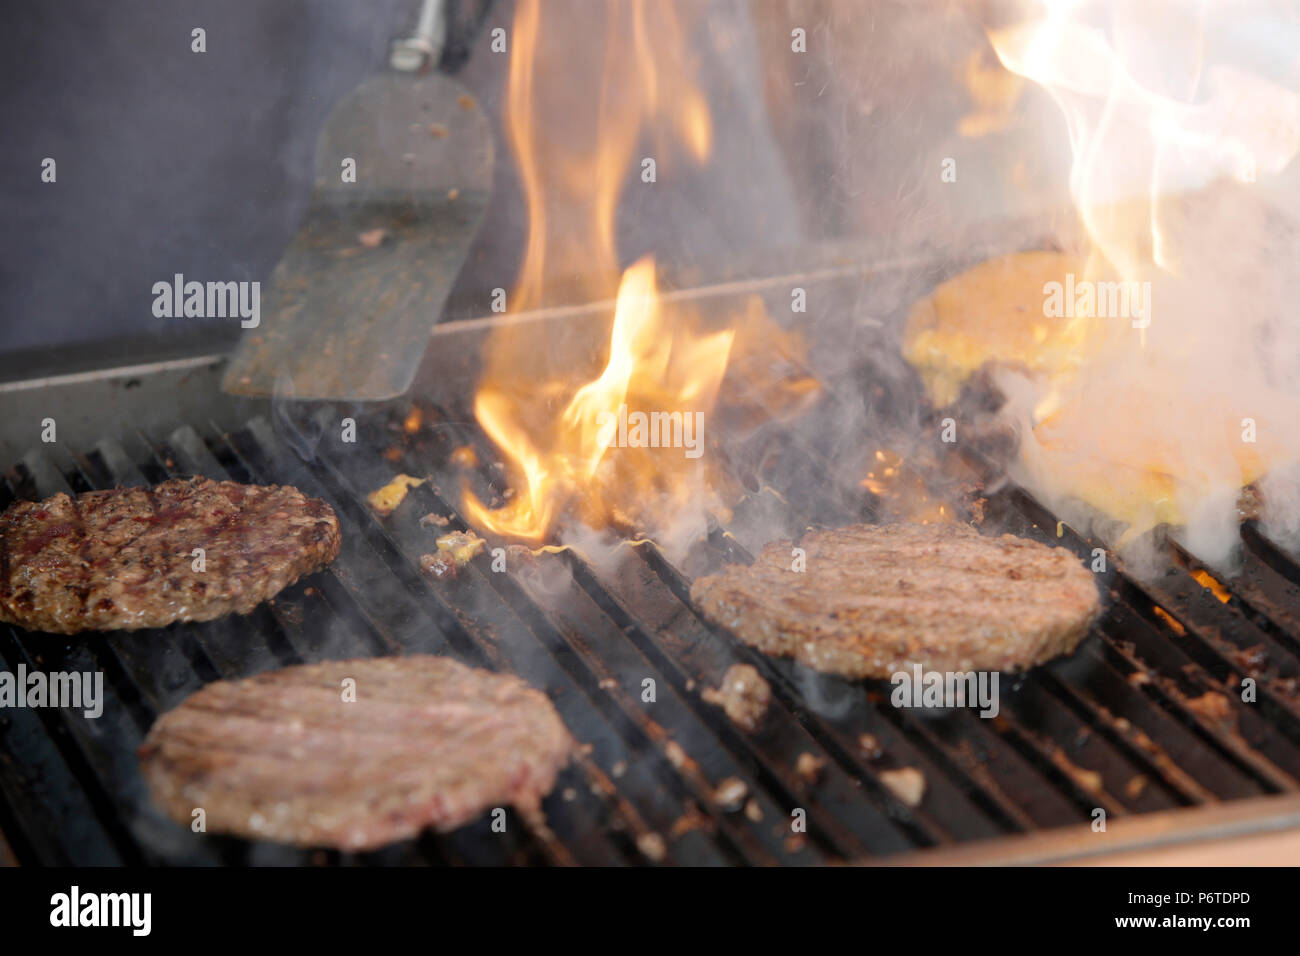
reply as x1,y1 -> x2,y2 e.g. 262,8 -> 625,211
0,477 -> 340,634
690,523 -> 1102,678
138,655 -> 574,849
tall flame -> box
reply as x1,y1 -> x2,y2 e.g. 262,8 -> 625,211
990,2 -> 1300,284
465,0 -> 804,550
501,0 -> 713,315
466,256 -> 736,541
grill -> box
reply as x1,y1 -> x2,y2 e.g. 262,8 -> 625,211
3,245 -> 1300,867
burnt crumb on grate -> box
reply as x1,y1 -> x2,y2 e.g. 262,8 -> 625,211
700,664 -> 771,733
795,752 -> 826,785
878,767 -> 926,808
419,530 -> 488,582
711,777 -> 749,811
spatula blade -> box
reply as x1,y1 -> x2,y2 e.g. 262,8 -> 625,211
223,72 -> 492,401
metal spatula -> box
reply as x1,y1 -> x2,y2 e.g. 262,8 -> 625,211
223,0 -> 493,401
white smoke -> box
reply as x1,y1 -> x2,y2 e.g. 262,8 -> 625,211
990,1 -> 1300,569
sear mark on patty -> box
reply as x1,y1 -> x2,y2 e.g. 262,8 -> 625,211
690,523 -> 1102,678
138,655 -> 574,850
0,477 -> 340,634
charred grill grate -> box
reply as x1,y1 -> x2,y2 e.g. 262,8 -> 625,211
3,384 -> 1300,866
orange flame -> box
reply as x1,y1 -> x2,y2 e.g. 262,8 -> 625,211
466,256 -> 735,541
859,448 -> 953,525
464,0 -> 801,547
502,0 -> 713,314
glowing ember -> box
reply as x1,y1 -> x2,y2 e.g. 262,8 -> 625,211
859,448 -> 954,525
1191,568 -> 1232,604
1151,606 -> 1186,636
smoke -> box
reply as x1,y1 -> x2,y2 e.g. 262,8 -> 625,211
1259,461 -> 1300,554
988,1 -> 1300,570
458,1 -> 1300,576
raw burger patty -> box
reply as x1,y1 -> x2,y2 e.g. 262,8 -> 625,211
690,523 -> 1102,677
139,655 -> 575,850
0,477 -> 340,634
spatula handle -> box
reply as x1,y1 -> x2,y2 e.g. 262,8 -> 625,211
390,0 -> 447,72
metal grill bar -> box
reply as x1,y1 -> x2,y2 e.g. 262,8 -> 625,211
294,415 -> 819,863
638,523 -> 1072,837
1,459 -> 227,865
394,414 -> 1020,844
353,395 -> 1279,853
661,367 -> 1223,826
4,388 -> 1300,864
225,415 -> 738,866
394,405 -> 1057,850
963,451 -> 1300,798
358,394 -> 1300,857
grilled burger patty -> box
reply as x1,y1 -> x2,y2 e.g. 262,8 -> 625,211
690,523 -> 1101,678
138,655 -> 575,849
0,477 -> 340,634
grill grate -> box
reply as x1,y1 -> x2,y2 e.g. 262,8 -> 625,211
3,393 -> 1300,866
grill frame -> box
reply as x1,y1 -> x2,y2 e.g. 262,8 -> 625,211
3,240 -> 1300,866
